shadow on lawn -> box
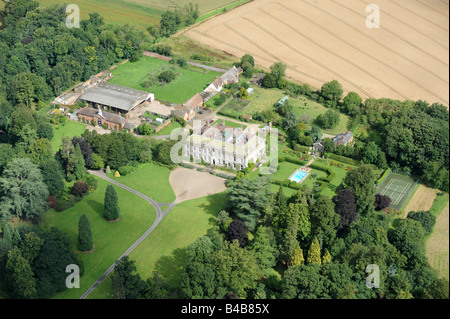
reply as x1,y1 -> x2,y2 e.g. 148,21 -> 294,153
86,199 -> 104,219
154,247 -> 188,287
198,192 -> 228,224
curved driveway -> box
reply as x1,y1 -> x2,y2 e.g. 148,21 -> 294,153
79,170 -> 176,299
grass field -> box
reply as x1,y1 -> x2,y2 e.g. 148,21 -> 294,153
42,177 -> 157,299
107,163 -> 176,203
426,193 -> 449,281
185,0 -> 449,106
87,192 -> 228,298
109,57 -> 220,103
51,121 -> 87,153
155,121 -> 182,136
403,184 -> 438,217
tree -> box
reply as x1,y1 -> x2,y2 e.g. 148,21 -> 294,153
26,138 -> 53,166
323,138 -> 335,153
315,109 -> 340,129
78,214 -> 93,252
321,80 -> 343,103
307,237 -> 322,265
338,165 -> 376,216
0,158 -> 49,222
111,256 -> 146,299
322,249 -> 332,264
37,122 -> 54,140
283,111 -> 298,132
407,211 -> 436,235
374,193 -> 391,211
250,226 -> 279,272
240,54 -> 255,68
20,232 -> 44,263
226,177 -> 270,231
104,184 -> 120,221
238,86 -> 249,100
309,125 -> 322,143
343,91 -> 362,114
281,264 -> 326,298
158,70 -> 176,84
290,245 -> 305,267
40,158 -> 64,196
90,153 -> 105,170
332,189 -> 358,230
309,195 -> 339,248
226,219 -> 248,248
5,247 -> 36,299
270,62 -> 286,83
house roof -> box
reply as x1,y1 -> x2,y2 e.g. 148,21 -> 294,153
78,82 -> 152,112
212,77 -> 223,89
333,131 -> 353,144
250,73 -> 266,83
78,107 -> 126,125
220,66 -> 242,83
183,93 -> 203,109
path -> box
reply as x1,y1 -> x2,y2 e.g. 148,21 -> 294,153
79,170 -> 176,299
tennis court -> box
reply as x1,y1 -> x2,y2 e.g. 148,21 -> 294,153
377,173 -> 418,210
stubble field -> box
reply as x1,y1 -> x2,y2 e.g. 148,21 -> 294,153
184,0 -> 449,106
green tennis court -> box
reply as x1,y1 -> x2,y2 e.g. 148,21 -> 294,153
377,173 -> 418,210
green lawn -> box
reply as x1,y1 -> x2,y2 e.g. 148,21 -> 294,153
51,121 -> 87,153
109,56 -> 220,104
107,162 -> 176,203
87,192 -> 228,298
155,121 -> 182,136
43,177 -> 157,299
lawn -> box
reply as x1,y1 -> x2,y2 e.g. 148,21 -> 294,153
43,177 -> 157,299
155,121 -> 182,136
211,119 -> 247,131
87,192 -> 228,298
107,162 -> 176,203
51,120 -> 87,153
109,56 -> 220,104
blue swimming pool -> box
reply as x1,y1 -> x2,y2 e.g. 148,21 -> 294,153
289,170 -> 308,183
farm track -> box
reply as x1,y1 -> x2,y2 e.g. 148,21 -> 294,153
294,0 -> 449,85
390,0 -> 449,35
271,2 -> 449,105
331,0 -> 448,67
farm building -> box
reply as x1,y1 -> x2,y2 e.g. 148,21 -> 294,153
78,106 -> 135,132
250,73 -> 266,86
206,77 -> 224,93
78,82 -> 154,114
183,93 -> 204,112
333,131 -> 354,147
172,106 -> 196,122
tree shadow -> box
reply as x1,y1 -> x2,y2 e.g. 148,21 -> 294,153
153,247 -> 188,287
197,191 -> 228,224
86,199 -> 104,218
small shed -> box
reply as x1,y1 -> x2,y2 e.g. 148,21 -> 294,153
247,87 -> 254,95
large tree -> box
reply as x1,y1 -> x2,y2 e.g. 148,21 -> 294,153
0,158 -> 48,222
111,256 -> 146,299
104,184 -> 120,221
78,214 -> 93,252
332,189 -> 358,230
226,177 -> 270,231
338,165 -> 376,216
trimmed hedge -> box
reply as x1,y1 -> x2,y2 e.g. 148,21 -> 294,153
376,168 -> 391,186
324,153 -> 359,166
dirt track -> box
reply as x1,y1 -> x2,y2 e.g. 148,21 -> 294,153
184,0 -> 449,106
169,167 -> 228,203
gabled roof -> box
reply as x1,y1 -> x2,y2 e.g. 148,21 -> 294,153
183,93 -> 203,109
333,131 -> 353,144
78,107 -> 126,125
78,82 -> 152,112
220,66 -> 241,83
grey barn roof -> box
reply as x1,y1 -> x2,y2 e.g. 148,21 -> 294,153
78,82 -> 152,112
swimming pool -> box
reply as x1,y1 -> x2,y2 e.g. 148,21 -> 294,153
289,170 -> 308,183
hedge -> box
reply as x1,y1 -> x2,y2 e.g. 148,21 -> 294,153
376,168 -> 391,186
324,153 -> 359,166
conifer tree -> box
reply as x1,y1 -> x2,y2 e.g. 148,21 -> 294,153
78,214 -> 93,251
104,184 -> 120,221
290,244 -> 304,267
322,249 -> 332,264
307,237 -> 321,265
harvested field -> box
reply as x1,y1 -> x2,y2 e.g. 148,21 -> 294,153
403,184 -> 438,217
184,0 -> 449,106
426,202 -> 449,281
169,167 -> 228,203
